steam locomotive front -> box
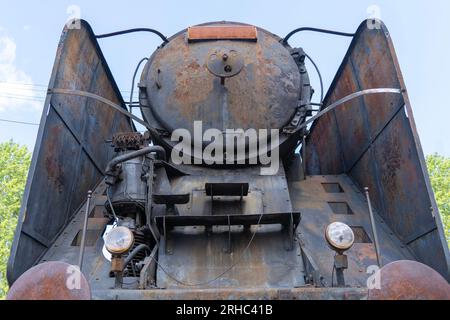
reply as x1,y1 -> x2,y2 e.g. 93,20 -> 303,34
6,19 -> 450,300
93,22 -> 314,291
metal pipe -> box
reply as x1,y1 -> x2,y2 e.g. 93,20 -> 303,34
106,186 -> 118,222
283,27 -> 354,44
304,53 -> 324,103
294,88 -> 402,134
302,135 -> 307,180
78,190 -> 92,271
49,88 -> 402,141
123,244 -> 151,271
365,187 -> 382,267
335,266 -> 345,287
129,58 -> 149,127
95,28 -> 169,44
48,88 -> 156,133
105,146 -> 166,175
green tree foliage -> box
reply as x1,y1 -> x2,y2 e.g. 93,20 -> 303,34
0,141 -> 31,299
426,154 -> 450,244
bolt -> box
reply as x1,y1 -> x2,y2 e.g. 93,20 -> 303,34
222,53 -> 228,61
224,65 -> 232,73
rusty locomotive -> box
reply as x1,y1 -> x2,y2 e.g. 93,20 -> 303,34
6,19 -> 450,300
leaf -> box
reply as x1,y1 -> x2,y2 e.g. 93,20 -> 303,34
0,140 -> 31,299
426,154 -> 450,246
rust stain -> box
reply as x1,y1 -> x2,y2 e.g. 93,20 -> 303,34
144,26 -> 299,133
188,25 -> 257,41
368,260 -> 450,300
7,261 -> 91,300
44,126 -> 66,194
380,133 -> 401,196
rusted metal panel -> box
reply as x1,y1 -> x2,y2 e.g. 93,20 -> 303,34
329,63 -> 370,171
305,110 -> 344,175
305,20 -> 450,279
157,225 -> 305,289
143,25 -> 299,133
7,261 -> 91,300
91,287 -> 368,300
348,148 -> 386,226
36,181 -> 111,281
368,260 -> 450,300
289,175 -> 415,288
153,164 -> 300,288
140,23 -> 300,164
369,111 -> 435,241
349,28 -> 403,143
7,20 -> 132,285
187,25 -> 258,42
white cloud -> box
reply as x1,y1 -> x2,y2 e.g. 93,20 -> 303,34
0,34 -> 43,112
0,36 -> 16,64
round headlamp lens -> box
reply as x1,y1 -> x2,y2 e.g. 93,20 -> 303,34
105,226 -> 134,254
325,222 -> 354,251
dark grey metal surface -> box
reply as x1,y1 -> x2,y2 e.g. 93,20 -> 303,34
7,20 -> 132,285
33,172 -> 413,298
91,287 -> 368,300
139,22 -> 307,164
289,174 -> 415,288
141,22 -> 300,134
108,156 -> 148,204
304,20 -> 450,280
152,164 -> 300,288
157,225 -> 305,288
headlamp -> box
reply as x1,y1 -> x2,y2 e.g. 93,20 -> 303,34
325,222 -> 354,252
104,226 -> 134,255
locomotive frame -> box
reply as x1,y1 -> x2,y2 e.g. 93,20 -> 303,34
6,19 -> 450,300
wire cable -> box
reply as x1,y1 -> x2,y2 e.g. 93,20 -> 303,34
129,58 -> 148,127
0,81 -> 133,93
0,93 -> 45,101
283,27 -> 354,103
283,27 -> 354,44
150,213 -> 266,287
0,118 -> 39,126
106,186 -> 119,222
0,81 -> 49,88
123,243 -> 151,268
95,28 -> 169,44
294,88 -> 403,134
304,52 -> 324,103
331,253 -> 337,288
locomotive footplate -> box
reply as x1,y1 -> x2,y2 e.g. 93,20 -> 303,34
154,211 -> 300,257
155,216 -> 304,288
154,211 -> 300,228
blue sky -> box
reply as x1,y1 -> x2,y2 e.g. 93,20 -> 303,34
0,0 -> 449,156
